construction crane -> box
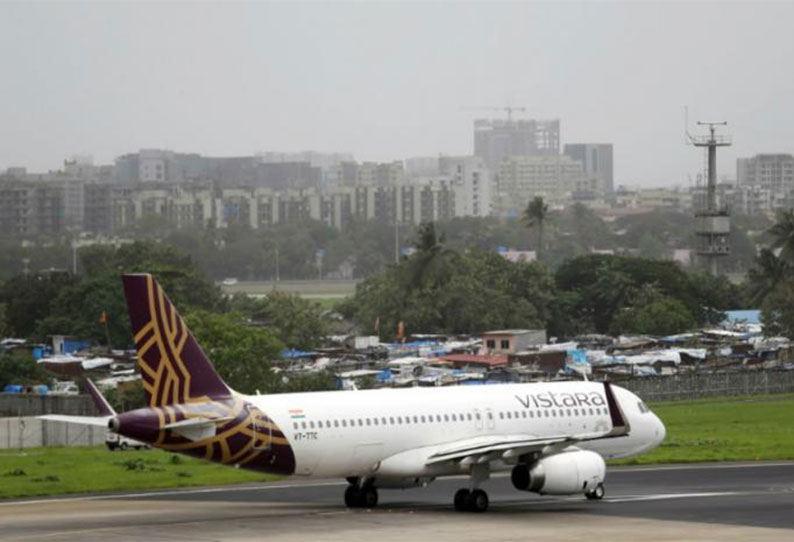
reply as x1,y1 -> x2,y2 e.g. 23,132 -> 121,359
461,105 -> 528,121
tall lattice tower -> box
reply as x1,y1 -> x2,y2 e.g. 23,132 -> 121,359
690,121 -> 731,275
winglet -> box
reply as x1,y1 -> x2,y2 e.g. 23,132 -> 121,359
84,378 -> 116,416
603,381 -> 630,437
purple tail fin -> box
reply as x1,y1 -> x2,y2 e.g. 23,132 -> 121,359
122,274 -> 230,407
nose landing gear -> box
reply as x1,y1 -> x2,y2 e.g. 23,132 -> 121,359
585,483 -> 605,500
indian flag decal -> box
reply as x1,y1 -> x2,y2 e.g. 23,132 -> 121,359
289,409 -> 305,420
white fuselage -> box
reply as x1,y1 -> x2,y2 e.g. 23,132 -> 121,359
249,381 -> 665,479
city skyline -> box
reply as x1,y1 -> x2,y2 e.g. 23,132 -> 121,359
2,2 -> 794,186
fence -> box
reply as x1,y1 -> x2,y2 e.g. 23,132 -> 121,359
618,370 -> 794,402
0,416 -> 105,449
0,394 -> 98,417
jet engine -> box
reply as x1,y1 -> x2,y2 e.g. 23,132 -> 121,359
511,450 -> 605,495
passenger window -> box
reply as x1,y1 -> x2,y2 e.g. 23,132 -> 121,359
436,415 -> 442,422
499,412 -> 504,420
293,422 -> 298,430
301,421 -> 307,429
566,409 -> 571,417
506,412 -> 512,419
444,414 -> 449,422
358,419 -> 363,426
522,411 -> 527,418
589,408 -> 593,415
334,420 -> 339,427
420,415 -> 426,423
341,420 -> 347,427
469,413 -> 475,421
413,416 -> 418,423
372,418 -> 378,426
366,419 -> 371,426
487,412 -> 493,420
529,411 -> 534,418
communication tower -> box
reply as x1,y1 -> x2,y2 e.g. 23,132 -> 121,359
689,121 -> 731,275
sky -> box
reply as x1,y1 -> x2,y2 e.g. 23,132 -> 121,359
1,1 -> 793,187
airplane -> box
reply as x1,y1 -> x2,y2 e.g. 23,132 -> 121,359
42,273 -> 665,512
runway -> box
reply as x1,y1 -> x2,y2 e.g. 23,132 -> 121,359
2,462 -> 793,541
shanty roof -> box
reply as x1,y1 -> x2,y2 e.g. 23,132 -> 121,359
440,354 -> 509,367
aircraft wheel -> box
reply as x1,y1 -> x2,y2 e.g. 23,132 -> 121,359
120,442 -> 128,451
586,483 -> 605,500
469,489 -> 489,512
344,485 -> 361,508
453,489 -> 470,511
360,486 -> 378,508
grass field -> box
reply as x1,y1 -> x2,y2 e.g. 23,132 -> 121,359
1,394 -> 792,499
0,447 -> 276,499
614,393 -> 794,464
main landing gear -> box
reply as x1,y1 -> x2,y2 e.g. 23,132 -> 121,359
344,481 -> 378,508
585,483 -> 605,500
454,462 -> 490,512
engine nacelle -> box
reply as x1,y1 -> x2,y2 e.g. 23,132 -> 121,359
511,450 -> 605,495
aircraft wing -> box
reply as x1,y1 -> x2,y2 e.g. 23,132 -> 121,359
425,431 -> 607,465
38,414 -> 112,428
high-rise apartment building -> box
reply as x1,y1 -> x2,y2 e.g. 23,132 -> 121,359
563,143 -> 614,196
496,155 -> 583,215
737,154 -> 794,191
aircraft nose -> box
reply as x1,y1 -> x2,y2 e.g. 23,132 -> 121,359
654,414 -> 666,445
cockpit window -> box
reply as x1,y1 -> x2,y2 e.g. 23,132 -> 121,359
637,401 -> 650,414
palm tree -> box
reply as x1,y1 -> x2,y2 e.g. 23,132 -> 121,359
769,209 -> 794,264
408,222 -> 457,289
521,196 -> 549,261
746,248 -> 790,306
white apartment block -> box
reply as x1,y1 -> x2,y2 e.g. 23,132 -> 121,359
109,181 -> 463,231
737,154 -> 794,191
496,155 -> 583,215
439,156 -> 492,217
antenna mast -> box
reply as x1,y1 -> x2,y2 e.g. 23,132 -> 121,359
688,121 -> 731,275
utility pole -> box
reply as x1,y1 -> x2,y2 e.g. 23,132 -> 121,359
688,121 -> 732,275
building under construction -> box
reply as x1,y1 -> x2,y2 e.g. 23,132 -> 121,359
474,118 -> 560,170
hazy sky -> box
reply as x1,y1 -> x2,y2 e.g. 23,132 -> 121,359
2,1 -> 793,187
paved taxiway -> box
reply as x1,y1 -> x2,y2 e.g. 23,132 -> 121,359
2,462 -> 792,541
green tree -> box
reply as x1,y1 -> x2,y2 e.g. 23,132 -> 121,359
232,291 -> 328,350
611,296 -> 697,336
521,196 -> 549,260
768,209 -> 794,264
0,272 -> 75,338
760,278 -> 794,337
183,310 -> 284,394
0,352 -> 51,388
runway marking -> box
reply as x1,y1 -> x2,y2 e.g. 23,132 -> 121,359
0,481 -> 346,507
0,461 -> 790,507
604,491 -> 742,503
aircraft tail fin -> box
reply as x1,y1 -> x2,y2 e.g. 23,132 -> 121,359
122,274 -> 231,407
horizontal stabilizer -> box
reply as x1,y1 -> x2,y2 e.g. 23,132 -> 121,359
162,416 -> 235,442
38,414 -> 112,428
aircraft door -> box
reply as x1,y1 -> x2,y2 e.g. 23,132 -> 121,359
246,403 -> 272,451
485,408 -> 496,431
